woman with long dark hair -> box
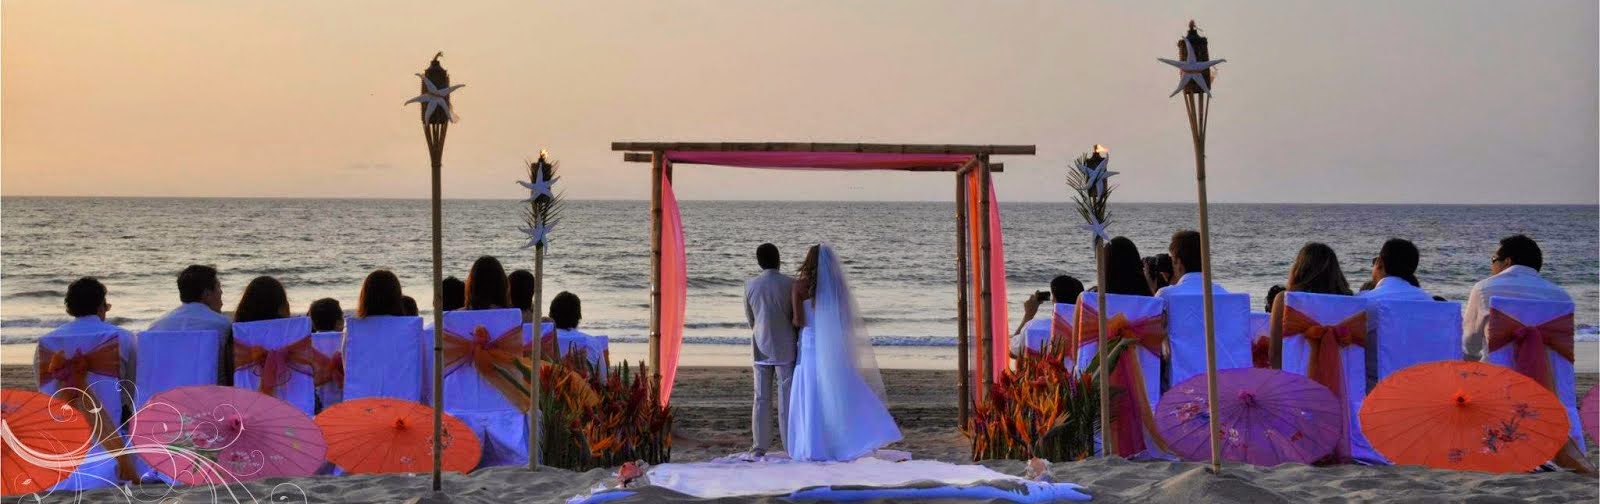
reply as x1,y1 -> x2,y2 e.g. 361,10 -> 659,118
463,256 -> 509,310
1100,236 -> 1153,297
234,276 -> 291,323
1269,242 -> 1353,367
357,269 -> 407,318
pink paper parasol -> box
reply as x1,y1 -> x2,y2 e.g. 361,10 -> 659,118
1155,368 -> 1342,466
1583,386 -> 1598,444
128,385 -> 326,485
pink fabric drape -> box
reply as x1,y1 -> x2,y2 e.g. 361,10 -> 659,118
665,151 -> 972,170
658,161 -> 688,405
985,180 -> 1010,381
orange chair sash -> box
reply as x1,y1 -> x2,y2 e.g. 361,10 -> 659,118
1486,309 -> 1574,392
1077,306 -> 1171,457
1048,311 -> 1074,356
314,351 -> 345,388
1281,306 -> 1367,460
442,325 -> 530,411
233,336 -> 315,398
36,336 -> 136,480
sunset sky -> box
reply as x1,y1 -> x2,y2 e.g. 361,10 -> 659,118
3,1 -> 1595,203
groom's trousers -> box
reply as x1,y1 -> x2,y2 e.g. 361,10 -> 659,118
752,363 -> 794,453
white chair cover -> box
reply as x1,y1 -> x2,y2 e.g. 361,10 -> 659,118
1278,292 -> 1378,463
231,317 -> 315,415
134,330 -> 221,408
1369,299 -> 1462,389
311,331 -> 344,412
36,331 -> 130,490
442,309 -> 529,468
1249,311 -> 1270,368
1483,297 -> 1586,452
1165,293 -> 1252,387
1022,304 -> 1074,357
345,316 -> 425,403
524,323 -> 611,374
1073,293 -> 1166,458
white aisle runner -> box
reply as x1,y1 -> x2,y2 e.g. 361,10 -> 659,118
646,452 -> 1021,499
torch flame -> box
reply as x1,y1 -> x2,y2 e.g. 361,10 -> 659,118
1093,144 -> 1109,156
539,149 -> 549,159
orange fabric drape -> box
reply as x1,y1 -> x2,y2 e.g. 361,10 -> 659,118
1076,306 -> 1171,457
36,337 -> 136,480
314,351 -> 345,388
1281,306 -> 1366,460
1049,311 -> 1074,356
234,336 -> 316,398
1486,310 -> 1575,392
442,325 -> 530,411
963,167 -> 1009,388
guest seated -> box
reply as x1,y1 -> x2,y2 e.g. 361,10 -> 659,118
1012,275 -> 1084,359
464,256 -> 510,310
441,276 -> 466,312
1154,230 -> 1229,297
1463,234 -> 1570,361
45,277 -> 136,382
357,270 -> 407,318
401,295 -> 420,316
545,291 -> 608,372
1268,242 -> 1352,367
509,269 -> 536,323
148,265 -> 232,383
235,276 -> 292,323
1102,236 -> 1154,296
308,298 -> 344,332
1143,254 -> 1173,294
1359,238 -> 1432,301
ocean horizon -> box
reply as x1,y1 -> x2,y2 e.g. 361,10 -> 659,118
3,197 -> 1596,346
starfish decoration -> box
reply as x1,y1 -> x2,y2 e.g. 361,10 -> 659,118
1159,38 -> 1225,97
518,164 -> 558,203
1081,215 -> 1111,243
1083,157 -> 1118,195
519,221 -> 556,249
404,73 -> 465,123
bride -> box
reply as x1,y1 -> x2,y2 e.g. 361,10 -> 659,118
785,244 -> 902,461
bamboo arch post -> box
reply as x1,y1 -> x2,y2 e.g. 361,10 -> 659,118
976,156 -> 996,395
954,169 -> 972,425
649,152 -> 665,394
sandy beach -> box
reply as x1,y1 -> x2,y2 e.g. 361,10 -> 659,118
6,364 -> 1597,503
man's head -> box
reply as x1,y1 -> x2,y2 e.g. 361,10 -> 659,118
178,265 -> 223,311
1493,234 -> 1542,274
1372,238 -> 1420,286
550,291 -> 582,330
756,243 -> 780,270
1049,275 -> 1085,305
441,276 -> 466,311
65,277 -> 109,319
307,298 -> 344,332
1168,230 -> 1202,277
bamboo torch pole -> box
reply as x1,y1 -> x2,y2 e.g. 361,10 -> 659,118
1094,237 -> 1110,456
954,171 -> 971,426
408,54 -> 458,493
528,242 -> 544,470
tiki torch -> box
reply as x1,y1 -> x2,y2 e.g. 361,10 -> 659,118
518,150 -> 561,469
407,52 -> 462,492
1069,144 -> 1115,456
1160,21 -> 1225,473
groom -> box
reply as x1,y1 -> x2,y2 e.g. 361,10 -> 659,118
744,243 -> 797,456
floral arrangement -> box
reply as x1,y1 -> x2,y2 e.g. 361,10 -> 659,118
514,349 -> 673,470
968,333 -> 1145,461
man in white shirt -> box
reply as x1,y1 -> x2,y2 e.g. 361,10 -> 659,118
147,265 -> 231,382
1462,235 -> 1571,361
42,277 -> 137,382
1358,239 -> 1433,301
1154,230 -> 1229,298
1012,275 -> 1084,359
744,244 -> 796,456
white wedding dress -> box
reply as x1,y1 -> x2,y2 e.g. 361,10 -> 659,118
785,244 -> 902,461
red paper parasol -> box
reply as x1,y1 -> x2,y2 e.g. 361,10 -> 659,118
1,389 -> 94,496
1360,361 -> 1569,473
129,385 -> 326,484
1155,368 -> 1342,466
314,398 -> 480,474
1582,386 -> 1598,445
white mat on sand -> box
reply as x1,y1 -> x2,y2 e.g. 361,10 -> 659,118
645,452 -> 1021,499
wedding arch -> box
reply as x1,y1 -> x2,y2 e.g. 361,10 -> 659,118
613,141 -> 1035,424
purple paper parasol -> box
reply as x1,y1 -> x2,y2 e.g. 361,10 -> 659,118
1155,368 -> 1341,466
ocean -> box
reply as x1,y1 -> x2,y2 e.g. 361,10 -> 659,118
2,198 -> 1596,346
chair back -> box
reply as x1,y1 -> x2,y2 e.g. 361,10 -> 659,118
134,330 -> 221,408
1277,291 -> 1376,462
1483,296 -> 1584,451
525,323 -> 611,374
344,315 -> 424,402
1073,292 -> 1167,457
441,308 -> 530,467
231,316 -> 316,414
36,330 -> 130,489
1021,304 -> 1075,357
1165,293 -> 1252,386
1369,299 -> 1462,388
311,331 -> 344,411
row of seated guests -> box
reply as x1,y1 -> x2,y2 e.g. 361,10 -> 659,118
1008,231 -> 1588,472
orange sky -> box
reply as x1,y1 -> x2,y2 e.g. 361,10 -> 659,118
3,1 -> 1596,203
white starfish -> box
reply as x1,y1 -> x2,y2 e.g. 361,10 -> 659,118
1084,157 -> 1118,195
519,221 -> 556,249
1159,38 -> 1225,97
1081,215 -> 1111,243
517,165 -> 557,202
404,73 -> 465,122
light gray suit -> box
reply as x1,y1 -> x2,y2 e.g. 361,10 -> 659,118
745,268 -> 797,453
